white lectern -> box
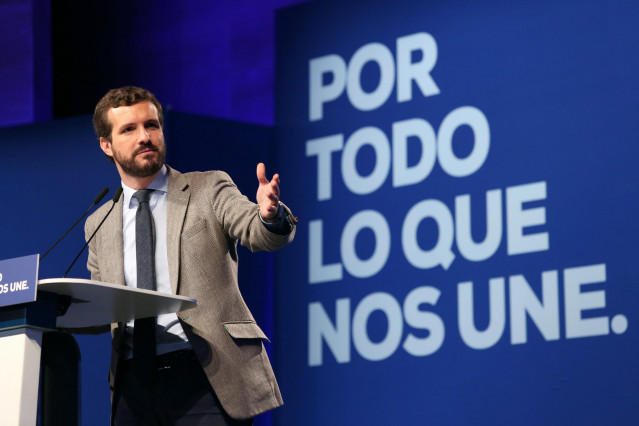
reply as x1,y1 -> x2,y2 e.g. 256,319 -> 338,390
0,278 -> 197,426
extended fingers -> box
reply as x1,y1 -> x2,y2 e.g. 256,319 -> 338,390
270,174 -> 280,198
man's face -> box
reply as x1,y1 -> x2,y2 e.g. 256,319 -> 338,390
100,101 -> 166,180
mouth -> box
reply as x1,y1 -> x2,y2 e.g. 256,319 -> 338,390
136,147 -> 158,156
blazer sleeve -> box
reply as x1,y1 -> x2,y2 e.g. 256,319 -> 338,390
84,215 -> 102,282
63,218 -> 110,335
207,171 -> 296,253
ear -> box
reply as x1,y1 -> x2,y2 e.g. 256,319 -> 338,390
99,137 -> 113,158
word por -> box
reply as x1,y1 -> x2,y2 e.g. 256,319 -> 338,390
309,32 -> 440,121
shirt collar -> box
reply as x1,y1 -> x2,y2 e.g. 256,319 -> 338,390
122,165 -> 169,208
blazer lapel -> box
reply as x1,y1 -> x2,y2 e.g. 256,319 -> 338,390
166,166 -> 190,295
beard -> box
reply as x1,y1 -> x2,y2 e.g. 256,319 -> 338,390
112,141 -> 166,178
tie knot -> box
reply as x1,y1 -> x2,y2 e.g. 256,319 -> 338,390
133,189 -> 153,204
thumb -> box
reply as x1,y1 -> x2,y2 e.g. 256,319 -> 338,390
256,162 -> 269,184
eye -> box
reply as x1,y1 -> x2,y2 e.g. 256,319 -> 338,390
122,126 -> 135,133
146,122 -> 160,130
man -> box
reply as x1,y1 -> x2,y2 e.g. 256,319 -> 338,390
85,86 -> 295,425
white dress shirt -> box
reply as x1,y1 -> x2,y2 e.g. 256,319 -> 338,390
120,165 -> 191,357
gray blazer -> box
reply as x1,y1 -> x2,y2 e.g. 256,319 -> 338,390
85,166 -> 294,419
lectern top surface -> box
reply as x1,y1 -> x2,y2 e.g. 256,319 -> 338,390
37,278 -> 197,328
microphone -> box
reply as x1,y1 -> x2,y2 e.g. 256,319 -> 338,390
63,187 -> 123,278
40,187 -> 110,261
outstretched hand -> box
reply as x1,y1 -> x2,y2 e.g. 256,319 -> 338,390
256,163 -> 280,221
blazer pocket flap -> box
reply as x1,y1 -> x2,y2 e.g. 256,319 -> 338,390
182,219 -> 207,239
223,321 -> 270,343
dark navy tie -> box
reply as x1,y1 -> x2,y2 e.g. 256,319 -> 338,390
132,189 -> 156,382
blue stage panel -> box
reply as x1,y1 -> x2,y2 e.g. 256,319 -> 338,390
274,1 -> 639,424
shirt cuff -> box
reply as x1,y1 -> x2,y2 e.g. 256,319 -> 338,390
259,204 -> 292,235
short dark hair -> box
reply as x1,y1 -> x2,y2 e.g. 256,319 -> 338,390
93,86 -> 164,142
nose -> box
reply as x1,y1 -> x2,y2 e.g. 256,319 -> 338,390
138,127 -> 151,142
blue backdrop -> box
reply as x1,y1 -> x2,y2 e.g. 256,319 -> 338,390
2,0 -> 639,424
274,0 -> 639,424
